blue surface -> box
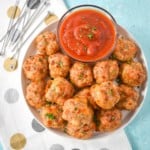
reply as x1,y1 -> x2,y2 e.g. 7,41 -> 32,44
64,0 -> 150,150
0,144 -> 3,150
0,0 -> 150,150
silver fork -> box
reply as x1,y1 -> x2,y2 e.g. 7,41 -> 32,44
11,0 -> 51,52
7,0 -> 42,47
0,0 -> 43,55
0,0 -> 20,56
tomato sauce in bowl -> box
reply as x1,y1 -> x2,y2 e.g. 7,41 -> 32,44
58,5 -> 117,62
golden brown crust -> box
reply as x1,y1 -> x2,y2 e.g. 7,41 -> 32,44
48,53 -> 71,78
35,31 -> 59,55
23,54 -> 48,81
66,122 -> 95,139
97,108 -> 122,132
93,60 -> 119,84
62,97 -> 94,127
40,105 -> 65,129
70,62 -> 93,88
113,36 -> 138,61
26,81 -> 46,109
116,84 -> 139,110
121,62 -> 146,86
45,77 -> 74,106
90,82 -> 120,109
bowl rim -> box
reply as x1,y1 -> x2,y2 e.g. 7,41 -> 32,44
57,4 -> 118,63
58,4 -> 117,24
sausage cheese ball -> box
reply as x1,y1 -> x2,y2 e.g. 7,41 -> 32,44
35,31 -> 59,55
62,97 -> 94,127
26,81 -> 46,109
90,81 -> 120,109
96,108 -> 122,132
75,88 -> 99,109
45,77 -> 74,106
113,36 -> 138,61
93,60 -> 119,84
66,122 -> 95,139
48,53 -> 71,78
120,62 -> 146,86
23,54 -> 48,81
116,84 -> 139,110
70,62 -> 93,88
40,105 -> 65,129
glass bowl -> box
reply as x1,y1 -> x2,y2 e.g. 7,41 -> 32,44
57,5 -> 117,62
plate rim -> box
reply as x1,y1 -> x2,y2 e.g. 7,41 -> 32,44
21,20 -> 148,140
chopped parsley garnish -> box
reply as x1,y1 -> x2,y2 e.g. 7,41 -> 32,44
87,33 -> 94,39
126,60 -> 132,64
52,86 -> 56,92
92,26 -> 97,31
107,89 -> 113,96
111,116 -> 115,121
39,58 -> 43,62
110,54 -> 117,59
58,61 -> 63,68
111,70 -> 116,76
79,73 -> 84,80
45,113 -> 55,120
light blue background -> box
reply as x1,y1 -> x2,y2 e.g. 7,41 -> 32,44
0,0 -> 150,150
0,144 -> 2,150
65,0 -> 150,150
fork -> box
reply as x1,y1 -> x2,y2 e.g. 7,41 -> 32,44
0,0 -> 20,56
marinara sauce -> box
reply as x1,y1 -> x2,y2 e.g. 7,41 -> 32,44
58,7 -> 117,62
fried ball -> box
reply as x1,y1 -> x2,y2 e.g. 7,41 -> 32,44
65,122 -> 95,139
90,81 -> 120,109
40,105 -> 65,129
120,62 -> 146,86
70,62 -> 93,88
97,108 -> 122,132
23,54 -> 48,81
35,31 -> 59,55
62,97 -> 94,127
48,53 -> 71,78
42,31 -> 56,41
35,34 -> 47,54
75,88 -> 99,109
26,81 -> 46,109
113,36 -> 138,61
116,84 -> 139,110
46,40 -> 59,56
45,77 -> 74,105
93,60 -> 119,84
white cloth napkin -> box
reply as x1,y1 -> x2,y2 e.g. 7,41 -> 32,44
0,0 -> 132,149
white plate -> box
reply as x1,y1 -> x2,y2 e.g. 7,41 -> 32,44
21,20 -> 148,139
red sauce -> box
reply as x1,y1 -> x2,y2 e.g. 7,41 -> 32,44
58,9 -> 116,62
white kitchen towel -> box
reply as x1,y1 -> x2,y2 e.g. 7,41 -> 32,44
0,0 -> 132,149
